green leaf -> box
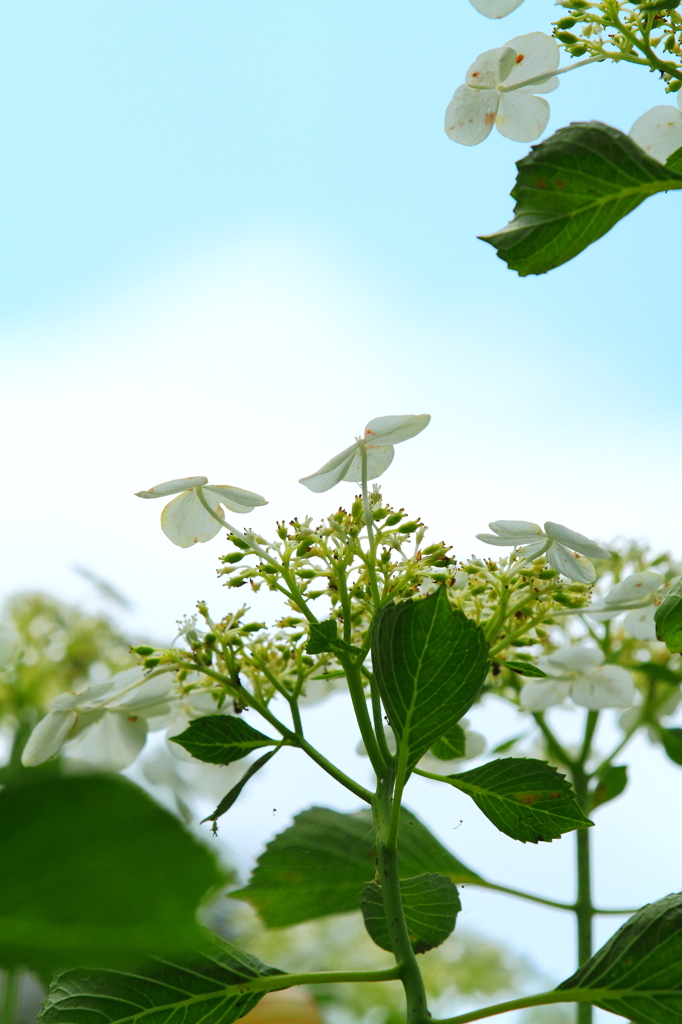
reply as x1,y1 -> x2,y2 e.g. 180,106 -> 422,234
372,588 -> 489,772
430,724 -> 467,761
0,774 -> 223,969
172,715 -> 279,764
39,931 -> 281,1024
666,143 -> 682,173
306,619 -> 337,654
480,122 -> 682,276
444,758 -> 592,844
501,659 -> 548,678
655,579 -> 682,653
361,874 -> 460,954
557,891 -> 682,1021
231,805 -> 482,927
202,750 -> 279,830
589,764 -> 628,811
659,727 -> 682,767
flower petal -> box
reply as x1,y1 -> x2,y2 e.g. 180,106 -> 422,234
343,445 -> 395,482
605,571 -> 663,606
630,106 -> 682,163
21,710 -> 78,766
571,666 -> 634,711
502,33 -> 560,88
160,489 -> 223,548
299,442 -> 359,493
75,713 -> 148,771
204,484 -> 268,513
445,84 -> 499,146
496,92 -> 550,142
0,624 -> 20,667
544,522 -> 610,560
135,476 -> 208,499
623,605 -> 657,641
110,672 -> 175,712
489,520 -> 544,540
469,0 -> 525,17
546,542 -> 596,584
465,46 -> 518,88
363,414 -> 431,445
547,646 -> 604,672
520,679 -> 571,711
516,539 -> 551,558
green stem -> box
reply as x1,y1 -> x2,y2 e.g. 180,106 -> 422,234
572,766 -> 594,1024
578,710 -> 599,766
227,966 -> 401,995
374,776 -> 429,1024
533,712 -> 576,768
0,971 -> 17,1024
431,988 -> 598,1024
477,881 -> 575,913
360,448 -> 381,610
339,651 -> 386,776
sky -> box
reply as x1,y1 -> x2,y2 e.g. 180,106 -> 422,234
1,0 -> 681,1005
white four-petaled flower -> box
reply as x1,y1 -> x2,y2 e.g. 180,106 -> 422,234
587,571 -> 681,641
630,95 -> 682,163
520,647 -> 635,712
476,520 -> 610,583
445,33 -> 559,146
135,476 -> 267,548
299,415 -> 430,493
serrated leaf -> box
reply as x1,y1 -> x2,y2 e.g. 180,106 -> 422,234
480,122 -> 682,276
659,727 -> 682,767
361,874 -> 460,954
230,805 -> 482,927
590,764 -> 628,811
39,931 -> 281,1024
501,659 -> 548,678
172,715 -> 278,765
306,620 -> 337,654
0,775 -> 223,970
430,723 -> 467,761
372,588 -> 489,773
557,892 -> 682,1021
444,758 -> 592,844
655,580 -> 682,653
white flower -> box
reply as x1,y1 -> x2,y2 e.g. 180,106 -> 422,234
299,415 -> 430,493
469,0 -> 526,18
0,624 -> 20,668
445,33 -> 559,146
630,96 -> 682,163
135,476 -> 267,548
520,647 -> 635,712
586,571 -> 681,641
476,520 -> 609,584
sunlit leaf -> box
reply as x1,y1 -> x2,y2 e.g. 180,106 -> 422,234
655,580 -> 682,653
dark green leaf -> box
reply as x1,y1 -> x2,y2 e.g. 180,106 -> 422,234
430,724 -> 467,761
557,891 -> 682,1021
667,144 -> 682,174
656,580 -> 682,653
635,663 -> 681,684
0,775 -> 223,969
306,620 -> 337,654
39,931 -> 281,1024
659,727 -> 682,766
492,734 -> 526,754
480,122 -> 682,276
444,758 -> 592,843
172,715 -> 278,765
361,874 -> 460,954
202,750 -> 279,830
231,805 -> 482,927
372,588 -> 489,772
590,764 -> 628,811
501,660 -> 548,678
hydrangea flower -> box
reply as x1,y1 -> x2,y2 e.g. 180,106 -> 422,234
630,97 -> 682,163
469,0 -> 526,18
476,520 -> 610,584
445,33 -> 559,146
586,571 -> 681,641
135,476 -> 267,548
299,415 -> 430,493
520,647 -> 635,712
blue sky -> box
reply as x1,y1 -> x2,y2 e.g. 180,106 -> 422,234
1,0 -> 681,995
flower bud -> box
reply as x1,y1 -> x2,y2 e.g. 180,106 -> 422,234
144,656 -> 161,668
229,535 -> 250,550
132,645 -> 156,656
569,43 -> 588,55
556,16 -> 577,26
242,621 -> 266,632
397,521 -> 419,534
556,30 -> 579,42
385,513 -> 404,526
223,552 -> 245,564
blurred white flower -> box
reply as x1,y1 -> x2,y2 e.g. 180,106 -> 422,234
470,0 -> 526,17
477,520 -> 609,584
630,97 -> 682,163
0,624 -> 21,668
299,415 -> 430,493
586,571 -> 681,641
445,33 -> 559,146
135,475 -> 267,548
520,647 -> 634,712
